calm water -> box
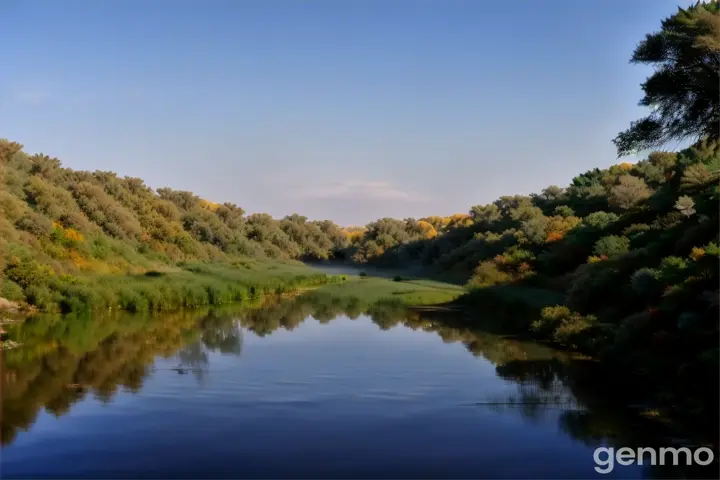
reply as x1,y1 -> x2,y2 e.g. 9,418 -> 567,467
1,296 -> 714,479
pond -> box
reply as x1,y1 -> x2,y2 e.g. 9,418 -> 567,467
0,295 -> 714,478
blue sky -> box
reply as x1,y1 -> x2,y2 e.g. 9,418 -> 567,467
1,0 -> 692,225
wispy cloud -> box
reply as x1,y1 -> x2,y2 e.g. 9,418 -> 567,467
292,180 -> 427,202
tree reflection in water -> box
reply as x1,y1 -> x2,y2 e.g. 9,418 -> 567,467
1,294 -> 716,477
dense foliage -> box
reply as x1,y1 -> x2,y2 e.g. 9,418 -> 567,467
614,1 -> 720,155
0,144 -> 357,312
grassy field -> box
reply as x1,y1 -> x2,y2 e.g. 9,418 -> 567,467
17,259 -> 335,314
311,274 -> 464,306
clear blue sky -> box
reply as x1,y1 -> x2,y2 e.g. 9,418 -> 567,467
1,0 -> 692,225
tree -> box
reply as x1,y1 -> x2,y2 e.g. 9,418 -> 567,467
674,195 -> 697,217
593,235 -> 630,258
609,175 -> 653,210
614,2 -> 720,156
680,163 -> 713,189
553,205 -> 575,217
470,204 -> 501,223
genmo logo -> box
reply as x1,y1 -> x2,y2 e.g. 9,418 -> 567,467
593,446 -> 715,474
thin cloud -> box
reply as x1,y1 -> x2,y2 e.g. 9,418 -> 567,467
293,180 -> 427,202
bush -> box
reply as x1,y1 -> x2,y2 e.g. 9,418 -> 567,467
25,285 -> 58,311
16,212 -> 53,236
359,271 -> 368,277
4,256 -> 54,288
609,175 -> 652,210
656,256 -> 688,285
467,261 -> 512,288
553,205 -> 575,217
593,235 -> 630,258
584,211 -> 619,230
1,279 -> 26,302
630,268 -> 661,299
531,305 -> 596,349
393,275 -> 404,282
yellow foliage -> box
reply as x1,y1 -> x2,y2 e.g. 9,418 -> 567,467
617,162 -> 633,171
69,250 -> 90,270
420,216 -> 450,231
64,228 -> 83,242
447,213 -> 472,229
416,220 -> 437,239
587,255 -> 604,263
199,199 -> 220,211
343,226 -> 366,242
690,247 -> 705,261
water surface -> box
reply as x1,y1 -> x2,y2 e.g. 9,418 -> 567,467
1,297 -> 711,478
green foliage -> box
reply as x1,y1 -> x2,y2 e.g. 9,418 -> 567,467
593,235 -> 630,258
468,261 -> 512,288
1,279 -> 26,302
530,306 -> 597,349
583,211 -> 619,230
553,205 -> 575,217
613,2 -> 720,155
656,256 -> 688,284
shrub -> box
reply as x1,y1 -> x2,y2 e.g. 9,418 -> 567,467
531,305 -> 596,349
553,205 -> 575,217
359,271 -> 368,277
552,314 -> 596,347
1,279 -> 26,302
25,285 -> 58,311
16,212 -> 53,236
4,256 -> 54,288
467,261 -> 512,288
630,268 -> 661,299
531,306 -> 571,335
583,211 -> 619,230
674,195 -> 696,217
393,275 -> 404,282
656,256 -> 688,285
593,235 -> 630,258
609,175 -> 652,210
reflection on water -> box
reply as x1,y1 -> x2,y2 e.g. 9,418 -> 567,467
1,294 -> 716,479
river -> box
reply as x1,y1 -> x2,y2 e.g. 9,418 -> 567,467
0,295 -> 714,478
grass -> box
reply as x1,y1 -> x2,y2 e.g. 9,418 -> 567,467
312,274 -> 463,306
20,259 -> 337,314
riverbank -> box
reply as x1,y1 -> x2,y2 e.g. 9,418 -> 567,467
3,260 -> 336,315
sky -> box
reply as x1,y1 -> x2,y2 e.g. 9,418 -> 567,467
0,0 -> 695,225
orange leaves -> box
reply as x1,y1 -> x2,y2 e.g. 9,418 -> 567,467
51,223 -> 84,247
545,231 -> 565,243
517,262 -> 532,274
69,250 -> 90,269
64,228 -> 83,243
